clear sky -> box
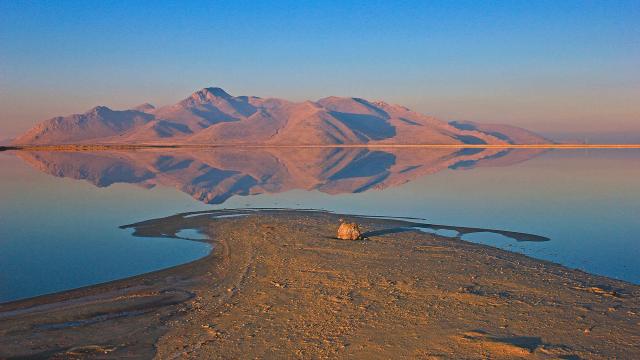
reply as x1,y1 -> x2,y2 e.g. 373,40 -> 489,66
1,0 -> 639,141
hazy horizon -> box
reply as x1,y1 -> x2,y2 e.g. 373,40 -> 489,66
1,1 -> 639,142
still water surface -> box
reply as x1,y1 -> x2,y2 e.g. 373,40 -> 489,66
1,148 -> 638,302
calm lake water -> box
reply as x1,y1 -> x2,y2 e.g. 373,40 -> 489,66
1,147 -> 639,302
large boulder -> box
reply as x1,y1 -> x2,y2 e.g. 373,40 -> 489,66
337,220 -> 362,240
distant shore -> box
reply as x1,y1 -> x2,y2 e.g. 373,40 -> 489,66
1,209 -> 638,359
4,143 -> 640,152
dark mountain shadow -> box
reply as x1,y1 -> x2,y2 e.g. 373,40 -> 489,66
450,121 -> 513,143
398,117 -> 422,126
191,105 -> 240,127
352,98 -> 390,118
454,135 -> 487,145
328,150 -> 395,180
153,121 -> 193,137
16,151 -> 156,188
92,107 -> 155,132
453,148 -> 485,156
225,96 -> 258,117
93,164 -> 156,187
329,112 -> 396,141
14,147 -> 544,205
154,156 -> 193,172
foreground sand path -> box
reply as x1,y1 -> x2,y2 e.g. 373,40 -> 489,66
1,210 -> 639,359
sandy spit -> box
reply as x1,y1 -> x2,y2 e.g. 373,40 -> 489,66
1,210 -> 638,359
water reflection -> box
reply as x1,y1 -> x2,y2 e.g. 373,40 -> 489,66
2,148 -> 639,300
14,147 -> 545,205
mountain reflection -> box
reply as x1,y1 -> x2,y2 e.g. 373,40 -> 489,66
15,147 -> 544,205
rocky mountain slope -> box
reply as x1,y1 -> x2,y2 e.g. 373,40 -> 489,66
13,87 -> 549,145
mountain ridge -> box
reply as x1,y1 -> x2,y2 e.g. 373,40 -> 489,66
13,87 -> 549,145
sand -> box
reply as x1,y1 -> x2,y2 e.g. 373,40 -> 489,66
1,210 -> 638,359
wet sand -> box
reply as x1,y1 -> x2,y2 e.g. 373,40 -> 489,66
1,210 -> 638,359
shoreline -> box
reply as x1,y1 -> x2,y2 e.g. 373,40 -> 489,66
1,209 -> 638,358
4,143 -> 640,152
0,209 -> 553,307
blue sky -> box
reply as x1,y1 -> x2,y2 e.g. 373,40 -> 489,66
1,0 -> 638,140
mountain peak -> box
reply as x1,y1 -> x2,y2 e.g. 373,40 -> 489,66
88,106 -> 111,115
187,87 -> 234,104
132,103 -> 156,112
194,87 -> 232,99
14,87 -> 549,146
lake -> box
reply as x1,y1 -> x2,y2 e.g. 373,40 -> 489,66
1,147 -> 639,302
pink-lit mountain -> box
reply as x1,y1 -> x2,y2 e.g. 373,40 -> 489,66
13,87 -> 548,145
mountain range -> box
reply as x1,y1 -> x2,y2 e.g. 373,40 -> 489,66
13,87 -> 548,145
